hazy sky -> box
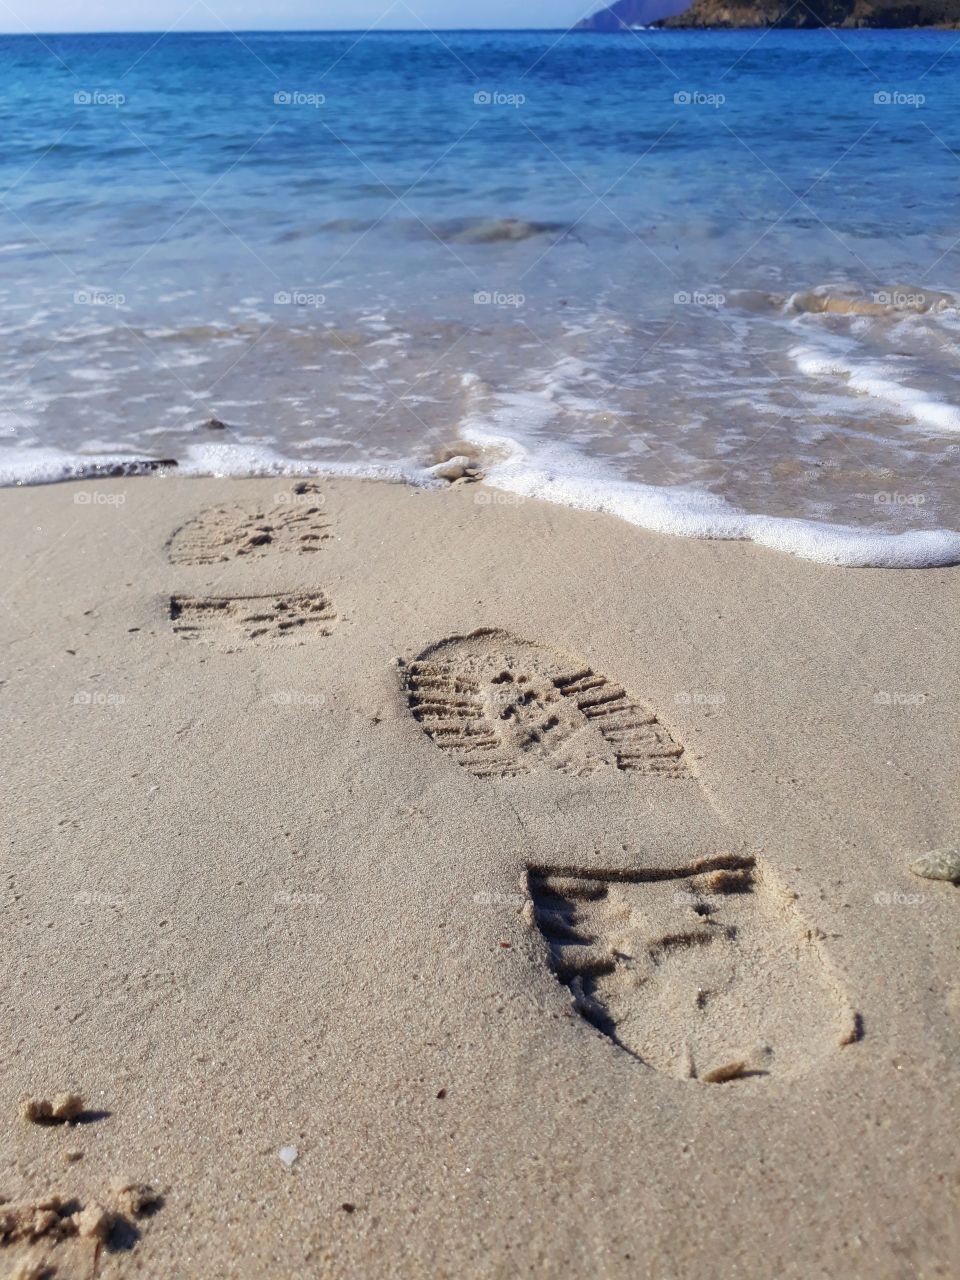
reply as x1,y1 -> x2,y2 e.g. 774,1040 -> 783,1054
0,1 -> 605,32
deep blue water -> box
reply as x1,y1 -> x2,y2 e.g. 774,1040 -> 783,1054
1,30 -> 958,563
2,29 -> 956,262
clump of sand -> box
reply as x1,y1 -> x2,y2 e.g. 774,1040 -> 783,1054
0,1194 -> 110,1246
109,1178 -> 161,1217
18,1094 -> 84,1125
8,1260 -> 49,1280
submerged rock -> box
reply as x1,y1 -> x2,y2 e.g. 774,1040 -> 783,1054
788,285 -> 955,316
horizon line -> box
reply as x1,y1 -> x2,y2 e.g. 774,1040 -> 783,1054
0,27 -> 590,36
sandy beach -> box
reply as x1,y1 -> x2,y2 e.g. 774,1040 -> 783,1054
0,473 -> 957,1278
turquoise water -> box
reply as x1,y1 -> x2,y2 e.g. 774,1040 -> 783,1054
1,29 -> 959,563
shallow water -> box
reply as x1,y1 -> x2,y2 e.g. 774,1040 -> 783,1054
1,29 -> 959,564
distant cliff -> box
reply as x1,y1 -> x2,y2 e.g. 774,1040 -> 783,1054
576,0 -> 960,27
575,0 -> 689,27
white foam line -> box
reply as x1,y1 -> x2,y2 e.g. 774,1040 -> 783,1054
176,442 -> 430,485
791,342 -> 960,434
0,443 -> 434,490
460,426 -> 960,569
0,447 -> 174,486
2,438 -> 958,570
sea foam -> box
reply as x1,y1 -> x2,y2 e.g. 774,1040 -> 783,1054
463,424 -> 960,569
2,434 -> 958,570
791,341 -> 960,434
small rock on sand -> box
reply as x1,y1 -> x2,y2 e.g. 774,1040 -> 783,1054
910,845 -> 960,883
701,1061 -> 750,1084
429,456 -> 478,483
278,1145 -> 299,1169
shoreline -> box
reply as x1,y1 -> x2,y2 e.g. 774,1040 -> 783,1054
1,474 -> 957,1277
2,451 -> 958,570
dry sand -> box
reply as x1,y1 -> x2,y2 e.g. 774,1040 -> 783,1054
1,474 -> 958,1279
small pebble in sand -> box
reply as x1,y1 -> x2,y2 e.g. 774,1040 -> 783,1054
701,1061 -> 750,1084
19,1093 -> 85,1125
429,456 -> 477,483
910,844 -> 960,883
62,1150 -> 84,1164
278,1145 -> 299,1169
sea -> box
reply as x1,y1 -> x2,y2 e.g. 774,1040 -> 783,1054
1,27 -> 959,566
